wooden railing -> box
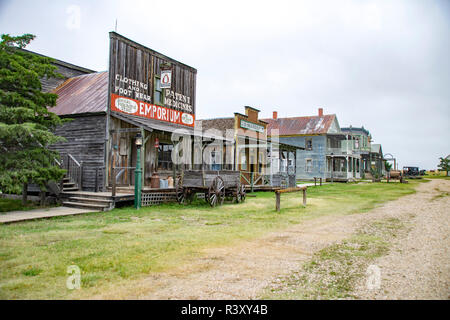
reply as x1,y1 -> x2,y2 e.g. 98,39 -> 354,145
61,153 -> 83,190
111,167 -> 135,197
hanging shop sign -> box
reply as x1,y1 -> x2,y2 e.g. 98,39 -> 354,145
160,70 -> 172,89
154,137 -> 159,148
108,32 -> 196,127
240,119 -> 265,133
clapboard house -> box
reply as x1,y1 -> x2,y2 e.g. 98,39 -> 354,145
341,126 -> 372,179
264,108 -> 362,182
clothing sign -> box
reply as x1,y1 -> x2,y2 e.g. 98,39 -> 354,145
160,70 -> 172,89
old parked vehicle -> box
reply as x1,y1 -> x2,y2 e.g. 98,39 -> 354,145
176,170 -> 245,207
403,166 -> 419,177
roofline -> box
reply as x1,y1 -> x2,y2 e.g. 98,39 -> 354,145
341,126 -> 370,135
245,106 -> 261,112
197,117 -> 234,121
267,133 -> 326,137
110,32 -> 197,73
262,114 -> 336,121
57,111 -> 107,118
18,48 -> 97,74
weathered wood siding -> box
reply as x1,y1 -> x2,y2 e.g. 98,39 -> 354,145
51,114 -> 107,191
109,32 -> 196,116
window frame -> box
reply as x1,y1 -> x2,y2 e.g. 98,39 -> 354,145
305,138 -> 313,151
153,75 -> 164,106
305,158 -> 313,173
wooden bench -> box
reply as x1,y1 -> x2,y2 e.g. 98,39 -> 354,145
275,186 -> 307,212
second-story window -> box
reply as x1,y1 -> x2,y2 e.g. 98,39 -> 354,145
306,138 -> 313,151
154,76 -> 163,105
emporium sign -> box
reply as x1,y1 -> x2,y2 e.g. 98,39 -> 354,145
108,32 -> 195,127
240,119 -> 264,133
111,94 -> 194,127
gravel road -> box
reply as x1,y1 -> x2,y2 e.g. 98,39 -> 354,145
352,179 -> 450,299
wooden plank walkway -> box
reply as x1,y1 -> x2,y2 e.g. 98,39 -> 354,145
0,206 -> 95,224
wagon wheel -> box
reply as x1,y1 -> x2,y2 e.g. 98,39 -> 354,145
176,176 -> 185,204
240,184 -> 246,202
208,176 -> 225,207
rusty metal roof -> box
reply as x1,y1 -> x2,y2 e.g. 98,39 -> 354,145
263,114 -> 336,136
49,72 -> 108,115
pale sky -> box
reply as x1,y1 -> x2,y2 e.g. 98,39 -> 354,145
1,0 -> 449,169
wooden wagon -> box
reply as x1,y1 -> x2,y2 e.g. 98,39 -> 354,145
176,170 -> 246,207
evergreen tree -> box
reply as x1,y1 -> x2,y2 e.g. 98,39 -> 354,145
0,33 -> 66,203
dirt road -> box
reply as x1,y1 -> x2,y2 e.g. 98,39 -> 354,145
95,179 -> 449,299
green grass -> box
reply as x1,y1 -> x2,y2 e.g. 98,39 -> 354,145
0,181 -> 422,299
0,198 -> 39,213
261,217 -> 406,299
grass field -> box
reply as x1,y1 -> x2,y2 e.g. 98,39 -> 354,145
0,181 -> 424,299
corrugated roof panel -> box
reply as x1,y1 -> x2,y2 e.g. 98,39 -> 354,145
263,114 -> 336,136
49,72 -> 108,115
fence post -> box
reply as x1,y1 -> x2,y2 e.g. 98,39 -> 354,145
250,172 -> 254,193
303,188 -> 307,206
275,191 -> 280,212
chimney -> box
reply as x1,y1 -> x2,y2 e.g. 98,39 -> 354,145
318,108 -> 323,117
273,111 -> 278,120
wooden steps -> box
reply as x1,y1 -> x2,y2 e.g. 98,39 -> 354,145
60,191 -> 134,211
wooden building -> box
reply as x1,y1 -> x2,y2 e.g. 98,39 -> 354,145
264,108 -> 362,182
46,32 -> 205,199
199,107 -> 299,188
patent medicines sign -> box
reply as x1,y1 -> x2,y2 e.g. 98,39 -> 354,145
108,32 -> 196,127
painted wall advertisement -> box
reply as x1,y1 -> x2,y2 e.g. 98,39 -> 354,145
108,32 -> 195,127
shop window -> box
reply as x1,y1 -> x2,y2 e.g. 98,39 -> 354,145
258,152 -> 264,173
305,159 -> 312,172
305,138 -> 313,151
280,151 -> 288,172
154,76 -> 164,105
240,152 -> 247,171
211,151 -> 221,171
157,143 -> 173,171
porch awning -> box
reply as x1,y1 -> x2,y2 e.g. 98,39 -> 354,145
111,112 -> 233,142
